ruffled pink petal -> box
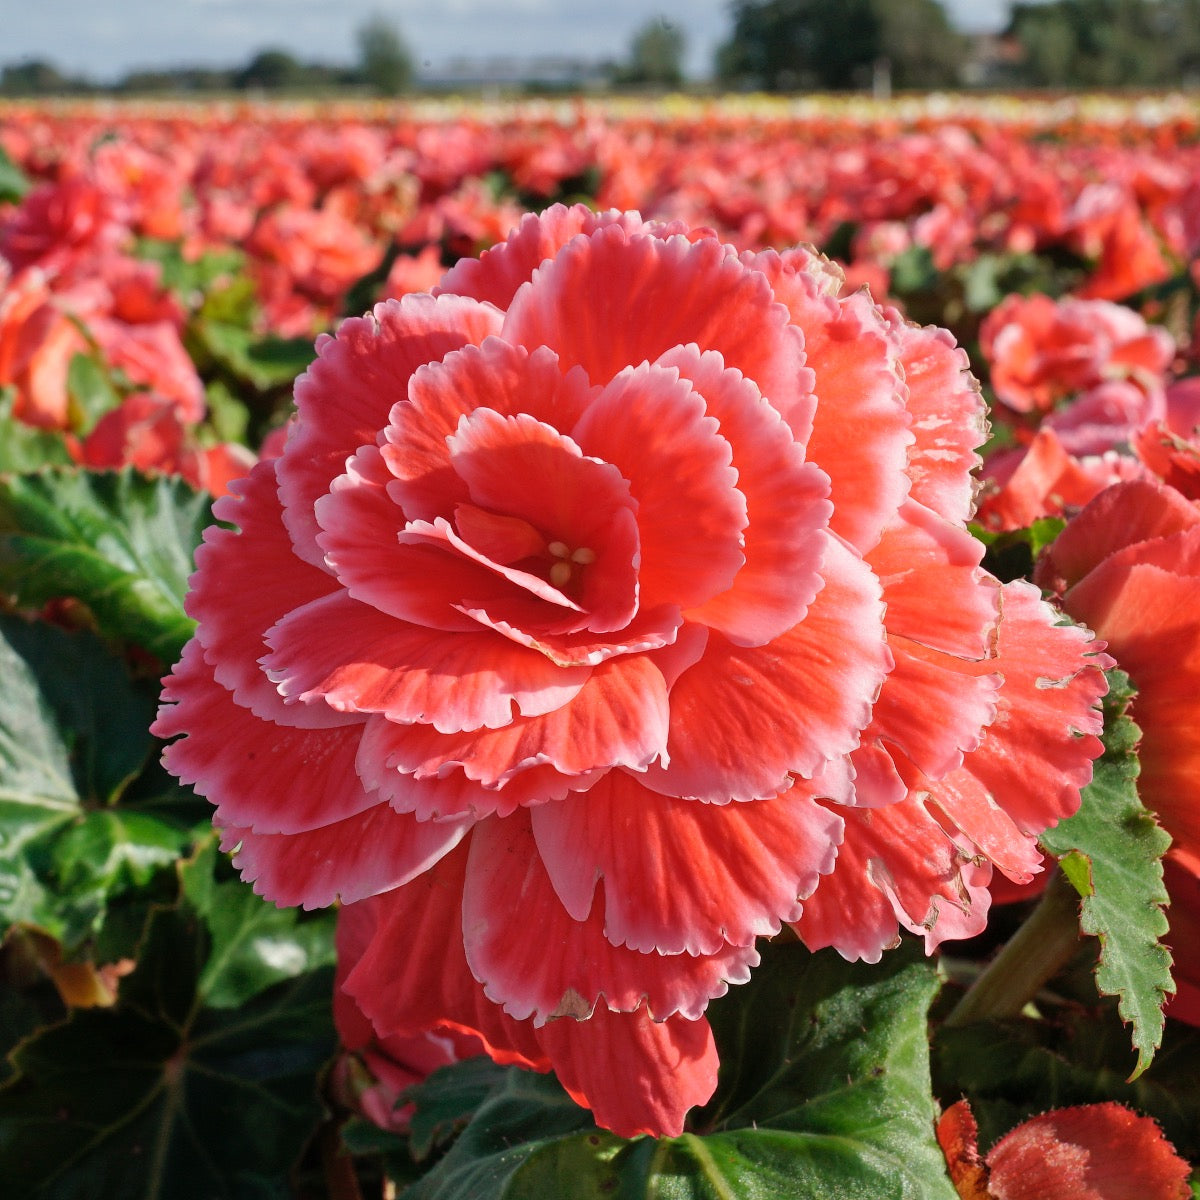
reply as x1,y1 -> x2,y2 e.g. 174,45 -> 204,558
358,748 -> 604,822
1036,478 -> 1200,594
357,652 -> 671,789
502,225 -> 809,420
530,770 -> 844,955
436,204 -> 668,310
868,500 -> 998,658
643,534 -> 888,802
654,345 -> 833,645
952,580 -> 1110,837
458,600 -> 682,668
219,801 -> 469,909
913,758 -> 1046,885
857,636 -> 1001,795
342,845 -> 550,1070
315,445 -> 489,632
795,797 -> 994,961
570,361 -> 747,612
882,310 -> 985,526
263,591 -> 590,733
462,810 -> 757,1024
155,641 -> 373,835
278,293 -> 503,567
384,338 -> 597,523
537,1005 -> 719,1139
1062,532 -> 1200,849
749,254 -> 911,552
186,459 -> 344,728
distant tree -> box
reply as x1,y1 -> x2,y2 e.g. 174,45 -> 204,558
355,13 -> 415,95
1006,0 -> 1200,87
235,48 -> 305,90
617,17 -> 688,87
716,0 -> 961,91
0,58 -> 88,95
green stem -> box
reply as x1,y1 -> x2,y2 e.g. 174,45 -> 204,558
945,868 -> 1083,1027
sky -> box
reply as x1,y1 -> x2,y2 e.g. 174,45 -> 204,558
3,0 -> 1017,83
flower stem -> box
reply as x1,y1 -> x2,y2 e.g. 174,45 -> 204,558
945,868 -> 1083,1027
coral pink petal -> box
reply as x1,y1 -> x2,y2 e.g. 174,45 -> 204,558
357,652 -> 670,788
937,1100 -> 991,1200
530,770 -> 844,955
916,759 -> 1046,884
643,535 -> 888,802
985,1103 -> 1191,1200
503,225 -> 809,420
385,338 -> 597,523
220,801 -> 469,909
845,742 -> 907,810
868,501 -> 998,658
315,446 -> 492,632
278,293 -> 502,567
752,258 -> 911,552
263,591 -> 589,733
571,362 -> 747,612
155,641 -> 372,835
795,797 -> 994,960
436,205 -> 660,310
359,749 -> 603,822
462,810 -> 757,1023
1037,478 -> 1200,594
538,1005 -> 719,1139
342,845 -> 550,1070
445,407 -> 641,632
861,635 -> 1002,789
1063,538 -> 1200,848
959,581 -> 1110,837
459,600 -> 682,668
185,459 -> 344,728
884,312 -> 985,526
654,345 -> 833,644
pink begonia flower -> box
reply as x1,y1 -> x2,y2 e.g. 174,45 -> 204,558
154,206 -> 1108,1138
981,293 -> 1174,416
938,1099 -> 1190,1200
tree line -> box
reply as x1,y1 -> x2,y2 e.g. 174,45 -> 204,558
3,1 -> 1200,97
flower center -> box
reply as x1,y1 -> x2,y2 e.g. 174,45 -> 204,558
546,539 -> 596,588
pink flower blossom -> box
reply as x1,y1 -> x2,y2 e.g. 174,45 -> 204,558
154,206 -> 1108,1137
981,294 -> 1173,416
938,1099 -> 1190,1200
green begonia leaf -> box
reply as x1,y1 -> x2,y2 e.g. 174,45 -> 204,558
0,617 -> 205,963
0,898 -> 337,1198
0,394 -> 74,472
400,943 -> 958,1200
1040,669 -> 1173,1077
194,320 -> 315,392
180,840 -> 336,1009
0,467 -> 212,660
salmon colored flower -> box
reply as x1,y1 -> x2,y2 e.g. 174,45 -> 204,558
981,294 -> 1173,416
938,1099 -> 1190,1200
154,206 -> 1107,1137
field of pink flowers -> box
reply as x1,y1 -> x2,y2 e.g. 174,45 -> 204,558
1,95 -> 1199,1199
